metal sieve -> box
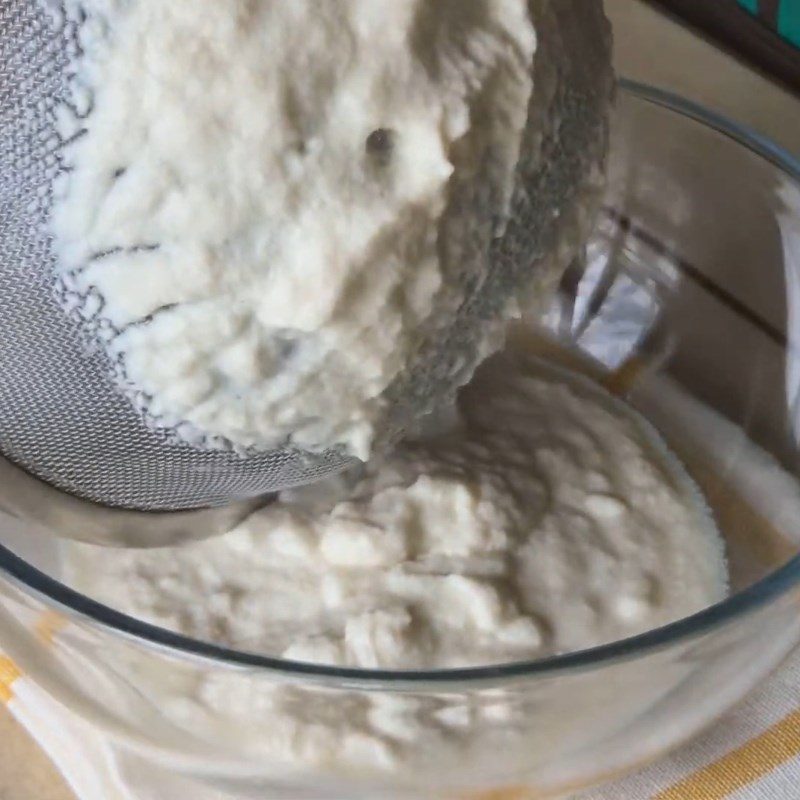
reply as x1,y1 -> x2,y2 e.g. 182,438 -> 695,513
0,0 -> 612,546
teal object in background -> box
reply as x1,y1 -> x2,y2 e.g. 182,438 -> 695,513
736,0 -> 800,48
779,0 -> 800,48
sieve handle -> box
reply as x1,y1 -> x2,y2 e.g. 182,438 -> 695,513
0,455 -> 267,548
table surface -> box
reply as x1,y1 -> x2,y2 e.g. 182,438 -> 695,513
1,2 -> 798,798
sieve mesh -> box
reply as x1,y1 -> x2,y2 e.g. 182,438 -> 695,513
0,2 -> 354,511
0,1 -> 612,513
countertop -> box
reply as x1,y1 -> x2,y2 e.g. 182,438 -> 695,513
609,0 -> 800,155
1,2 -> 799,798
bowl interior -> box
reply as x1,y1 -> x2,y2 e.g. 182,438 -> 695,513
1,82 -> 800,670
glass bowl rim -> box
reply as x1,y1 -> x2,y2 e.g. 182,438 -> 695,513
1,79 -> 799,688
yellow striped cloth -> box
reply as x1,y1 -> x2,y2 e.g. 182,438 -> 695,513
580,650 -> 800,800
0,645 -> 798,799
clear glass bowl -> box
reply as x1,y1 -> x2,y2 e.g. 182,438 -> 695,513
1,81 -> 800,799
